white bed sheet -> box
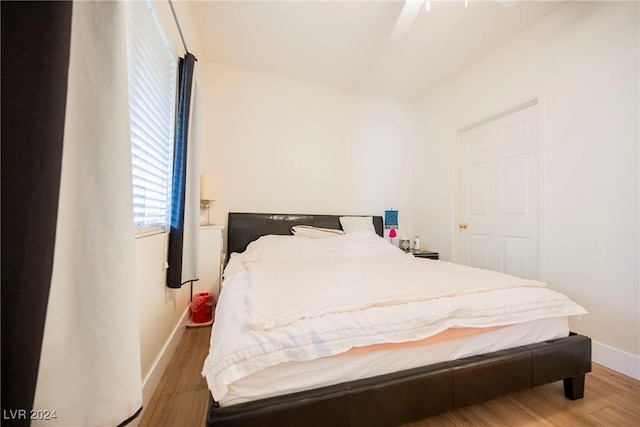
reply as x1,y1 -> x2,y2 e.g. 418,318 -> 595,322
220,316 -> 569,406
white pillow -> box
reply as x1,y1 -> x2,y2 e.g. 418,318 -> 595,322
291,225 -> 344,239
339,216 -> 375,234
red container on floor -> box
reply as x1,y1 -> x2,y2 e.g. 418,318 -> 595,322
192,292 -> 214,324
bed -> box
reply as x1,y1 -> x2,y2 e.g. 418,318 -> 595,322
204,212 -> 591,427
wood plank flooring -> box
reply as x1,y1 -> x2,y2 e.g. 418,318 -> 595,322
139,326 -> 640,427
139,326 -> 211,427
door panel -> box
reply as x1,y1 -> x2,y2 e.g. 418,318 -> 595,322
459,104 -> 539,279
469,234 -> 491,269
470,162 -> 491,215
502,154 -> 530,216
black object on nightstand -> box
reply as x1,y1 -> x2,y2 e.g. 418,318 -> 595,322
410,249 -> 439,260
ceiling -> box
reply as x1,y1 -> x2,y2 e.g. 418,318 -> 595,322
191,0 -> 564,101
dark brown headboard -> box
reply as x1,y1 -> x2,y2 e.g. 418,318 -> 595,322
227,212 -> 384,258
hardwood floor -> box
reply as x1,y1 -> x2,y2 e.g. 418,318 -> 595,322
139,326 -> 211,427
140,326 -> 640,427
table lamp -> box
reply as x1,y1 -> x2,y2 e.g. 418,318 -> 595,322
384,209 -> 398,244
200,173 -> 218,225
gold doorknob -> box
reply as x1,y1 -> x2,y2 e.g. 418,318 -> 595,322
459,223 -> 468,229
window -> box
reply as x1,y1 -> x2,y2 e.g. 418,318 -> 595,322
125,0 -> 177,233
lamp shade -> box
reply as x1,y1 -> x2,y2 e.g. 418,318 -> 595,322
200,173 -> 218,201
384,210 -> 398,229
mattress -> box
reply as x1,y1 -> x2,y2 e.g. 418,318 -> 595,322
202,231 -> 586,406
220,317 -> 569,406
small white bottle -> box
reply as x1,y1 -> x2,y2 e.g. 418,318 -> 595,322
413,236 -> 421,250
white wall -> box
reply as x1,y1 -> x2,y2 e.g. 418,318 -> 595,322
414,1 -> 639,376
199,63 -> 416,239
136,234 -> 190,384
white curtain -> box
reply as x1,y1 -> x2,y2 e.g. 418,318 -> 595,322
179,81 -> 202,285
33,1 -> 142,425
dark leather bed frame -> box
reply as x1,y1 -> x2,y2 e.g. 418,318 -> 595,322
207,212 -> 591,427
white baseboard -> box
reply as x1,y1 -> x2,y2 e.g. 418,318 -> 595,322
138,306 -> 191,420
592,340 -> 640,380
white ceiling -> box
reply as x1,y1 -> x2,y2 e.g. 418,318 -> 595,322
191,0 -> 564,101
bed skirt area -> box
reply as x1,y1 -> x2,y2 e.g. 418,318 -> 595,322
206,333 -> 591,427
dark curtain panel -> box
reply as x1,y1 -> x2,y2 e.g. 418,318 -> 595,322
167,53 -> 197,288
1,1 -> 73,423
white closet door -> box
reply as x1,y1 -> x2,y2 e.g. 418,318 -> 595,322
458,104 -> 539,279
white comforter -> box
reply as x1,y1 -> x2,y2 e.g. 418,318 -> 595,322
242,232 -> 548,330
203,231 -> 586,402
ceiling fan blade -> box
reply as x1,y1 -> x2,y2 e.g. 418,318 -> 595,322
390,0 -> 424,40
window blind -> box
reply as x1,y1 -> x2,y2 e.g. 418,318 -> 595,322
125,0 -> 177,230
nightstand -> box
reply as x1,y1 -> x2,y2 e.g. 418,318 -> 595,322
410,249 -> 439,260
